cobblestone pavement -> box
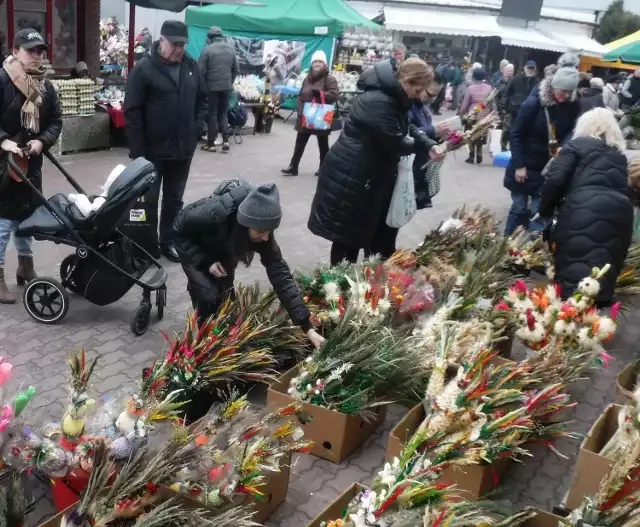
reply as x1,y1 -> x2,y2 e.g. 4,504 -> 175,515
3,114 -> 637,525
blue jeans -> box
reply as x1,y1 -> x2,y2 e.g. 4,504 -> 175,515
504,192 -> 546,236
0,219 -> 32,267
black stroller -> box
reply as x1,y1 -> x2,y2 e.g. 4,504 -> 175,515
8,152 -> 168,336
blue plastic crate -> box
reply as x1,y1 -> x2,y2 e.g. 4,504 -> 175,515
493,150 -> 511,168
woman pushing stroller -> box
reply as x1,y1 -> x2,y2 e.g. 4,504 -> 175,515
174,180 -> 325,350
0,29 -> 62,303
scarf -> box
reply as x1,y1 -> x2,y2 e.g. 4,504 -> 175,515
2,55 -> 47,134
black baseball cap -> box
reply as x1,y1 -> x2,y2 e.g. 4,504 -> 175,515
13,28 -> 48,50
160,20 -> 188,44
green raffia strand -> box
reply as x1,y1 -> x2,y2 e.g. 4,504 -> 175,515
253,493 -> 266,503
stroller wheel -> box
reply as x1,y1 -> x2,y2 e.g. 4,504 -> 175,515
156,288 -> 166,320
23,278 -> 70,325
131,301 -> 152,336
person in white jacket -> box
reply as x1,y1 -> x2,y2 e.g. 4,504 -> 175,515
603,76 -> 623,117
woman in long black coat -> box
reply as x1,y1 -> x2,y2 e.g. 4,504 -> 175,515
539,108 -> 633,305
308,58 -> 444,265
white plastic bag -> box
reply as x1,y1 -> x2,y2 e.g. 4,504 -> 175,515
489,128 -> 502,156
386,154 -> 417,228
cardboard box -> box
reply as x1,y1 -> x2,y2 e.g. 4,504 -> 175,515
522,510 -> 565,527
267,365 -> 387,463
386,403 -> 509,499
565,404 -> 621,510
494,331 -> 515,359
616,361 -> 639,405
306,483 -> 365,527
252,451 -> 291,523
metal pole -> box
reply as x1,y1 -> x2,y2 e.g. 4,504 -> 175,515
128,2 -> 136,72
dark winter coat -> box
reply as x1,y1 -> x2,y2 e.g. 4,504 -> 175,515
501,72 -> 539,117
124,41 -> 207,161
0,69 -> 61,220
409,101 -> 435,140
294,67 -> 340,137
197,37 -> 238,92
308,59 -> 437,248
578,87 -> 605,115
173,180 -> 312,330
504,78 -> 580,195
539,136 -> 632,304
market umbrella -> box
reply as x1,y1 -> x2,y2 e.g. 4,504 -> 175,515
125,0 -> 264,12
603,40 -> 640,64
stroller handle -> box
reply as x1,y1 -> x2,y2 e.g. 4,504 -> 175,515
44,151 -> 85,194
7,151 -> 86,195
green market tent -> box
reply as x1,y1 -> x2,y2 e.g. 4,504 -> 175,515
604,40 -> 640,64
185,0 -> 379,35
185,0 -> 380,70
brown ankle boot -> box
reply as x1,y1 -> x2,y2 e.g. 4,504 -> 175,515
16,256 -> 37,286
0,269 -> 15,304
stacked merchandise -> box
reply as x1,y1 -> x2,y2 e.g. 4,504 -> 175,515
75,79 -> 96,115
53,79 -> 79,117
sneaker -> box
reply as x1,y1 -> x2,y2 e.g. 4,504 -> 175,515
201,145 -> 216,152
214,136 -> 223,146
222,142 -> 230,153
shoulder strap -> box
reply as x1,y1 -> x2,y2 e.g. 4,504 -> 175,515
543,107 -> 555,142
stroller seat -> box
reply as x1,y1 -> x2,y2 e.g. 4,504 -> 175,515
18,194 -> 73,236
18,158 -> 157,239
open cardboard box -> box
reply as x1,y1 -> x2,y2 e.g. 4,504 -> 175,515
565,403 -> 620,509
267,365 -> 386,463
616,361 -> 639,405
523,510 -> 565,527
306,483 -> 365,527
386,403 -> 510,499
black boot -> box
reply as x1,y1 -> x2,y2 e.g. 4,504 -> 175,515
476,145 -> 483,164
281,165 -> 299,176
465,152 -> 475,164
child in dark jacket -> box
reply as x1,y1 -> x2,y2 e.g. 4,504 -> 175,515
409,74 -> 449,209
409,99 -> 436,208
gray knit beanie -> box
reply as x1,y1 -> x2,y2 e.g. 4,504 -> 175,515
237,184 -> 282,231
551,53 -> 580,91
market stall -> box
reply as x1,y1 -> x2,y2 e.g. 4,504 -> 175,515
185,0 -> 382,131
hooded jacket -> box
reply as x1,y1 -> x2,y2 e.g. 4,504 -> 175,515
308,59 -> 436,248
124,41 -> 207,161
504,78 -> 580,195
174,180 -> 312,330
539,136 -> 632,304
578,86 -> 605,115
0,68 -> 61,220
198,36 -> 238,92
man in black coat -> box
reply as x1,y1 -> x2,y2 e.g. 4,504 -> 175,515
501,60 -> 539,148
173,180 -> 325,349
0,29 -> 61,303
198,26 -> 238,152
124,20 -> 207,262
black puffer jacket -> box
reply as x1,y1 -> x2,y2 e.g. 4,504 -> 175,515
173,180 -> 312,330
501,72 -> 539,116
124,41 -> 207,161
308,59 -> 436,248
539,136 -> 633,304
0,68 -> 61,220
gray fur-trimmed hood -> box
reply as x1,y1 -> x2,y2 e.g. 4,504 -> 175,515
538,78 -> 577,107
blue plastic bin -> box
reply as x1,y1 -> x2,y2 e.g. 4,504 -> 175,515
493,150 -> 511,168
